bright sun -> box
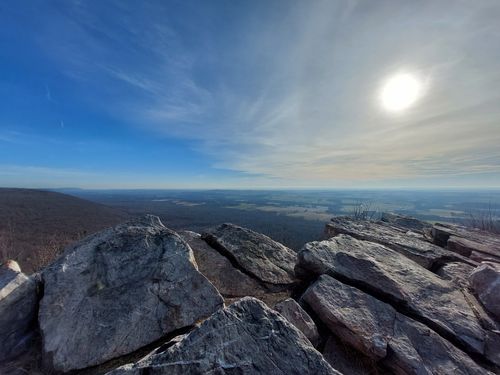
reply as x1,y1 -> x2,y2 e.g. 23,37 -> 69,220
380,73 -> 422,112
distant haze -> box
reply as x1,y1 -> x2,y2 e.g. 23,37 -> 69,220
1,1 -> 499,188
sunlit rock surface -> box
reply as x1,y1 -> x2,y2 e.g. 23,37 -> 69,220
38,216 -> 223,372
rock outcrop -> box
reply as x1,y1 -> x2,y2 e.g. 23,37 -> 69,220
179,230 -> 287,306
108,297 -> 340,375
0,261 -> 38,362
325,217 -> 475,269
38,216 -> 223,372
296,234 -> 499,369
2,213 -> 500,375
470,262 -> 500,320
431,223 -> 500,263
302,274 -> 490,374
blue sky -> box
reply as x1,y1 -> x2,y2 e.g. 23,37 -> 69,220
1,0 -> 500,189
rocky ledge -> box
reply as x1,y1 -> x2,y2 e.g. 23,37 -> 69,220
0,214 -> 499,374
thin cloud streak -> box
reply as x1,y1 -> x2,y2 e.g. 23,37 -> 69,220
33,0 -> 500,187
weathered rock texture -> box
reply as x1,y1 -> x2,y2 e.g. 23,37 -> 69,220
179,230 -> 287,306
436,261 -> 474,288
38,215 -> 223,372
296,234 -> 499,369
470,262 -> 500,320
380,212 -> 432,233
202,223 -> 298,287
274,298 -> 320,347
325,217 -> 475,269
0,262 -> 38,362
432,223 -> 500,263
3,212 -> 500,375
302,275 -> 490,374
108,297 -> 340,375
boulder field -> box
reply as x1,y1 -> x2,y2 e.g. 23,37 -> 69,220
0,214 -> 499,374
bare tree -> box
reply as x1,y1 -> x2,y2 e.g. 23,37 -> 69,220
0,219 -> 16,264
349,201 -> 380,220
464,202 -> 500,234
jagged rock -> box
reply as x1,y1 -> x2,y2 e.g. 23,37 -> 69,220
0,262 -> 38,362
296,235 -> 497,365
274,298 -> 320,347
325,217 -> 475,269
302,275 -> 491,375
322,335 -> 376,375
436,262 -> 474,288
179,231 -> 289,306
380,212 -> 431,232
470,262 -> 500,320
108,297 -> 340,375
432,223 -> 500,263
202,223 -> 297,286
38,215 -> 224,372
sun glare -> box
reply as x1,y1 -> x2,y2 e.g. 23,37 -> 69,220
380,73 -> 422,112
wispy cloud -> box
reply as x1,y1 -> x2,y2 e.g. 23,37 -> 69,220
33,0 -> 500,186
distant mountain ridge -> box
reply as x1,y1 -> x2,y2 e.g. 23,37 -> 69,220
0,188 -> 130,272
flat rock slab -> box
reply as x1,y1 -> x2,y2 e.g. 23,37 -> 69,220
274,298 -> 320,347
432,223 -> 500,263
108,297 -> 340,375
302,275 -> 491,375
39,215 -> 223,372
296,235 -> 495,364
380,212 -> 432,233
0,266 -> 38,362
202,223 -> 297,286
325,217 -> 475,269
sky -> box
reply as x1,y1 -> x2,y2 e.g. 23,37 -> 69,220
1,0 -> 500,189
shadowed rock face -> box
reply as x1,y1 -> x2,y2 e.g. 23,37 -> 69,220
0,264 -> 38,362
108,297 -> 341,375
302,275 -> 491,375
202,223 -> 298,286
274,298 -> 320,347
178,231 -> 266,297
38,215 -> 223,373
325,217 -> 475,269
295,235 -> 497,366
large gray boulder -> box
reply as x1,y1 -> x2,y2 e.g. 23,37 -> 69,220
202,223 -> 297,286
296,235 -> 498,366
38,216 -> 224,372
470,262 -> 500,320
274,298 -> 320,347
179,230 -> 277,304
325,217 -> 475,269
302,275 -> 491,374
0,261 -> 38,362
108,297 -> 340,375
